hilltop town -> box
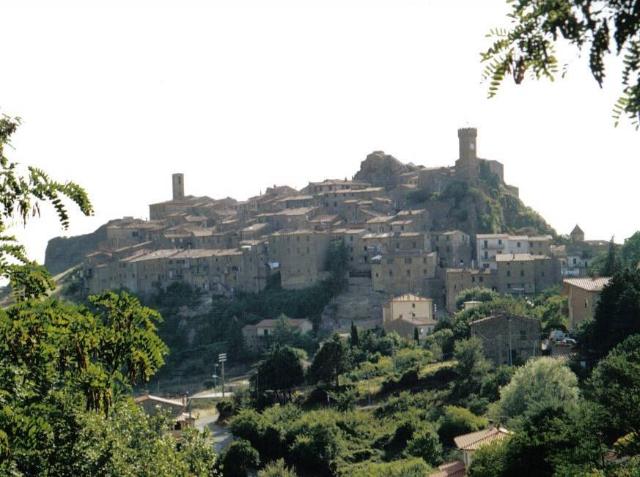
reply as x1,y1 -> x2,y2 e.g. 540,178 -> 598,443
45,127 -> 608,333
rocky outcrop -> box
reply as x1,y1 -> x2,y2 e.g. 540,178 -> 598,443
320,276 -> 389,332
354,151 -> 419,189
44,225 -> 108,275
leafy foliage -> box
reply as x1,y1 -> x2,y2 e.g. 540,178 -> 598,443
483,1 -> 640,128
255,345 -> 305,401
308,334 -> 351,388
490,357 -> 579,427
0,115 -> 93,301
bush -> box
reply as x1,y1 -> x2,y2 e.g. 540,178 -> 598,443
216,400 -> 235,422
344,457 -> 431,477
438,406 -> 488,447
405,427 -> 443,466
258,459 -> 297,477
221,439 -> 260,477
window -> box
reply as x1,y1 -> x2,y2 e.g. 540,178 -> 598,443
517,241 -> 521,248
406,269 -> 411,276
484,240 -> 488,248
520,330 -> 527,341
472,276 -> 476,283
389,270 -> 393,277
479,276 -> 484,283
404,257 -> 412,264
498,239 -> 502,245
484,251 -> 489,259
507,270 -> 511,277
412,303 -> 416,308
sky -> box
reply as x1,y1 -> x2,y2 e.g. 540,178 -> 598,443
1,0 -> 639,264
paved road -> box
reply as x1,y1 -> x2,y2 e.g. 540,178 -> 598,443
195,411 -> 233,453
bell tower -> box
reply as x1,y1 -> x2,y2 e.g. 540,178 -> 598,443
172,173 -> 185,200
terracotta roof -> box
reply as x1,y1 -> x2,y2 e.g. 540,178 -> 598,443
454,427 -> 511,451
564,277 -> 611,292
430,460 -> 466,477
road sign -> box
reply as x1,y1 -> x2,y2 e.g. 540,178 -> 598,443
218,353 -> 227,362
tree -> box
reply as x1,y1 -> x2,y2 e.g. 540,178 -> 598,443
452,337 -> 491,400
580,268 -> 640,361
256,345 -> 305,401
350,321 -> 359,348
0,114 -> 92,300
483,1 -> 640,127
308,334 -> 350,388
0,112 -> 219,476
405,427 -> 443,466
588,334 -> 640,444
601,237 -> 621,276
490,357 -> 579,427
621,231 -> 640,269
221,439 -> 260,477
455,287 -> 499,311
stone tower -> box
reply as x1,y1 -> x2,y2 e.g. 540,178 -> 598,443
458,127 -> 477,160
172,173 -> 185,201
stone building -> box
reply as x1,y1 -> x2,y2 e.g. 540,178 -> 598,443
255,207 -> 318,231
242,317 -> 314,351
382,294 -> 436,339
268,230 -> 331,289
494,253 -> 558,295
430,230 -> 472,268
371,250 -> 437,296
563,277 -> 611,330
469,314 -> 541,365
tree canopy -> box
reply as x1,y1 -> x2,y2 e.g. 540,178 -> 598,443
490,357 -> 579,427
483,1 -> 640,127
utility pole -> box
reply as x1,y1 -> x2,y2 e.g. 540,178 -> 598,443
218,353 -> 227,397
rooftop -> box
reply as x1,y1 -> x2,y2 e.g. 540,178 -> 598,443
564,277 -> 611,292
454,426 -> 511,451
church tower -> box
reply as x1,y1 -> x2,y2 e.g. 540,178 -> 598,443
172,173 -> 185,201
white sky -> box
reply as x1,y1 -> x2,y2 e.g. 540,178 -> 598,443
2,0 -> 638,264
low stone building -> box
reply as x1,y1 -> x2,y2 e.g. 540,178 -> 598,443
242,317 -> 314,351
470,314 -> 541,365
382,294 -> 436,339
563,277 -> 611,330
